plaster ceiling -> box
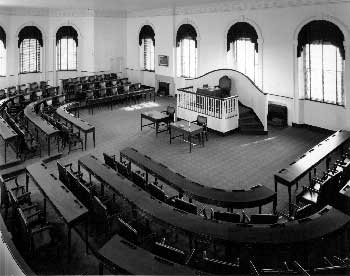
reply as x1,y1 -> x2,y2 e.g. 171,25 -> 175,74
0,0 -> 237,12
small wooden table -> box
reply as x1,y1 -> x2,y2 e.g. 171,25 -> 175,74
141,110 -> 169,136
0,117 -> 18,163
26,162 -> 89,261
274,129 -> 350,216
169,120 -> 204,153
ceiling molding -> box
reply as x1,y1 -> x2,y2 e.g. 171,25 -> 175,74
127,0 -> 350,18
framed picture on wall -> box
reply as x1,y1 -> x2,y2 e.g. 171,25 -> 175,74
158,55 -> 169,67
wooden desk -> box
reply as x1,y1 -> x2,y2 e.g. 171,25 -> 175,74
26,162 -> 89,260
78,154 -> 349,249
56,102 -> 95,150
120,147 -> 277,211
274,130 -> 350,216
0,117 -> 18,163
170,120 -> 204,153
98,234 -> 200,275
141,110 -> 169,136
24,100 -> 59,156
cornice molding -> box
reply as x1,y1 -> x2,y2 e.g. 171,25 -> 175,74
0,7 -> 126,18
127,0 -> 350,18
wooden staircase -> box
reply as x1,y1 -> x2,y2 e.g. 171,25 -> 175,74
239,102 -> 267,135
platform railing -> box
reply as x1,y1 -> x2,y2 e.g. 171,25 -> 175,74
177,87 -> 239,120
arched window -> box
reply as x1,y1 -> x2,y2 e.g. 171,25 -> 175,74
56,26 -> 78,71
227,22 -> 258,82
139,25 -> 155,71
176,24 -> 197,78
0,26 -> 6,76
18,26 -> 43,73
297,20 -> 345,105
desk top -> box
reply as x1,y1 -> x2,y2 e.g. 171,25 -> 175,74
56,103 -> 94,132
78,154 -> 350,244
275,130 -> 350,185
24,101 -> 59,136
142,110 -> 169,120
0,117 -> 18,140
26,162 -> 88,225
98,234 -> 199,275
171,120 -> 203,134
121,147 -> 276,209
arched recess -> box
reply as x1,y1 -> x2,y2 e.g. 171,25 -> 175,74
175,19 -> 200,78
292,15 -> 350,127
16,23 -> 46,83
53,22 -> 81,85
138,23 -> 156,72
224,16 -> 263,89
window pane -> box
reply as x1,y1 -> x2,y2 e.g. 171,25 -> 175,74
234,39 -> 257,82
309,44 -> 323,100
0,41 -> 6,76
57,37 -> 77,70
20,39 -> 40,73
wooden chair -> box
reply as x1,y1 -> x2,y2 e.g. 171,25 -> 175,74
61,125 -> 83,154
92,195 -> 118,236
131,170 -> 147,190
173,197 -> 197,215
148,181 -> 168,202
211,210 -> 241,223
103,153 -> 117,170
153,238 -> 186,264
192,115 -> 208,143
18,208 -> 59,258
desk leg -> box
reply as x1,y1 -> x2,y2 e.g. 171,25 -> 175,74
68,227 -> 71,263
189,134 -> 192,153
99,263 -> 104,275
274,179 -> 278,193
26,172 -> 29,192
155,122 -> 158,137
169,128 -> 172,144
93,130 -> 95,148
48,136 -> 51,156
288,186 -> 292,217
4,141 -> 6,163
85,217 -> 89,254
85,133 -> 87,150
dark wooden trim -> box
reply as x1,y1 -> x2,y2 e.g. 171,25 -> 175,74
292,123 -> 333,135
184,68 -> 267,96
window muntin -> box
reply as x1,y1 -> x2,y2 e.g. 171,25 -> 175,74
303,43 -> 344,105
57,37 -> 77,71
19,38 -> 41,73
142,38 -> 154,71
177,38 -> 197,78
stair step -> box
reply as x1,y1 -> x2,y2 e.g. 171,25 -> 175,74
239,116 -> 259,122
239,128 -> 267,135
239,121 -> 262,127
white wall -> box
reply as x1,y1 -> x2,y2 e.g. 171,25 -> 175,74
0,11 -> 125,88
126,2 -> 350,131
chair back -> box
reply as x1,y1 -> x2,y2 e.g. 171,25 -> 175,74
197,115 -> 207,126
76,181 -> 92,208
88,75 -> 95,82
131,171 -> 146,190
124,85 -> 130,92
92,195 -> 108,220
213,211 -> 240,223
18,208 -> 31,247
66,170 -> 78,195
148,182 -> 167,202
218,75 -> 231,94
154,241 -> 186,264
116,161 -> 130,177
250,214 -> 278,224
57,162 -> 68,185
117,217 -> 138,244
174,198 -> 197,214
103,153 -> 117,170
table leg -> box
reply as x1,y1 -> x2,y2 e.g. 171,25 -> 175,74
156,122 -> 158,136
85,133 -> 87,150
68,227 -> 71,262
85,217 -> 89,254
259,206 -> 262,214
274,179 -> 278,193
43,198 -> 47,220
169,128 -> 172,144
93,130 -> 95,148
26,173 -> 29,192
288,186 -> 292,217
273,196 -> 277,214
189,134 -> 192,153
48,136 -> 51,156
141,116 -> 143,131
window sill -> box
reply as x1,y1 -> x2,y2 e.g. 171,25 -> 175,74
302,98 -> 345,107
142,70 -> 155,73
57,70 -> 78,72
19,72 -> 41,75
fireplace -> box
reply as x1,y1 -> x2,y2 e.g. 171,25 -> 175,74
158,81 -> 170,96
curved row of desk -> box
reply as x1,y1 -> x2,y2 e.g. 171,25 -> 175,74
78,154 -> 350,246
120,147 -> 277,211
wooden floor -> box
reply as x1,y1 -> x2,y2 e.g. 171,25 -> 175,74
0,96 -> 332,274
